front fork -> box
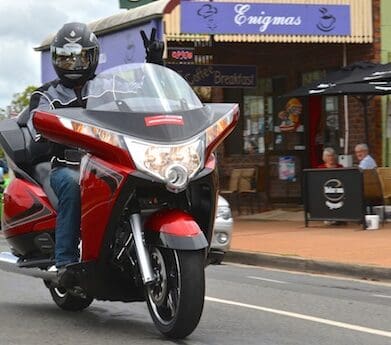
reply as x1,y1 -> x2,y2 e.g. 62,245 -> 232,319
129,213 -> 155,285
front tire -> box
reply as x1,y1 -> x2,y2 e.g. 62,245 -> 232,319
146,247 -> 205,339
48,285 -> 93,311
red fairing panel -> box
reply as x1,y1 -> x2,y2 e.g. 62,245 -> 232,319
33,111 -> 134,167
206,104 -> 240,161
80,155 -> 133,261
144,209 -> 202,237
2,179 -> 56,238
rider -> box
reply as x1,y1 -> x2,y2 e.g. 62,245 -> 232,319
29,22 -> 164,270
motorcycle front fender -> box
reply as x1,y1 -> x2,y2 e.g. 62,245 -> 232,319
144,209 -> 208,250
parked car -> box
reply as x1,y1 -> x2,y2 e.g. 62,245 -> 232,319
209,196 -> 233,264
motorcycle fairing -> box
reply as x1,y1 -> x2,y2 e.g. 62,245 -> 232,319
80,155 -> 133,261
145,209 -> 203,236
2,178 -> 56,239
33,111 -> 134,167
36,103 -> 237,144
144,209 -> 208,250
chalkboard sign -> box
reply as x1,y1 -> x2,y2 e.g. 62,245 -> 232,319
303,168 -> 365,227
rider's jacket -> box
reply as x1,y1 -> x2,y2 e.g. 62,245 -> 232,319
29,79 -> 89,169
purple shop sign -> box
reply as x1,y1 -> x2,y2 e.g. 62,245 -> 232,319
180,1 -> 351,36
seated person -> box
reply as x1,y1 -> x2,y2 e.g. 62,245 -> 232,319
354,143 -> 377,169
318,147 -> 345,226
317,147 -> 343,168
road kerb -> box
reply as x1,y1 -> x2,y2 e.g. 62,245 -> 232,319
225,250 -> 391,282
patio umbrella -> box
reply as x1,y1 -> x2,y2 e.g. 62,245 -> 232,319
283,62 -> 387,97
331,62 -> 391,84
305,81 -> 391,145
284,79 -> 391,146
285,61 -> 391,98
307,81 -> 391,96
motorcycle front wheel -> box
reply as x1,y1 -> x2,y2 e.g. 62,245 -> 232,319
146,247 -> 205,339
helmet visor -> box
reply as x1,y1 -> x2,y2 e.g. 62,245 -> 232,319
52,43 -> 96,71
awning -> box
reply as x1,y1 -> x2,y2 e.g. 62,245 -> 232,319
164,0 -> 373,44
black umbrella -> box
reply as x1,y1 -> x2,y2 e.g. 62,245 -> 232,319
332,62 -> 391,84
284,61 -> 391,97
307,81 -> 391,96
284,78 -> 391,145
284,79 -> 391,98
306,81 -> 391,144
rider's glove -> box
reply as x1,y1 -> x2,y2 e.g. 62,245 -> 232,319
140,28 -> 164,66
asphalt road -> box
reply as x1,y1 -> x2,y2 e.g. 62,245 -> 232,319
0,249 -> 390,344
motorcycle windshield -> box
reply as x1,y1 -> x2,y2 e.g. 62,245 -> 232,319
48,63 -> 234,143
86,63 -> 203,113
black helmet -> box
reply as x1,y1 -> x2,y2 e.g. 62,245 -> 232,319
51,22 -> 100,87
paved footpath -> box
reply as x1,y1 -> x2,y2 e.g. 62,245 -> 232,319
227,217 -> 391,280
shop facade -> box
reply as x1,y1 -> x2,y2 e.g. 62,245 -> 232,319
35,0 -> 381,204
163,0 -> 380,203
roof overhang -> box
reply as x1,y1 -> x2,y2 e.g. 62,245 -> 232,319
35,0 -> 175,51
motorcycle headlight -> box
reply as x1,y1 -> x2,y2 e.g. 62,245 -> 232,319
206,111 -> 234,147
60,118 -> 122,147
124,137 -> 204,192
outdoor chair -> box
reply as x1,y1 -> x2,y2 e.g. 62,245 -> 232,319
220,168 -> 241,213
237,168 -> 257,214
376,167 -> 391,221
363,169 -> 384,217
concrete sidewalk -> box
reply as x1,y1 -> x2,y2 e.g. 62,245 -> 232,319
225,209 -> 391,281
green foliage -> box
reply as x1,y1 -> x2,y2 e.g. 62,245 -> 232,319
0,109 -> 5,157
10,85 -> 37,113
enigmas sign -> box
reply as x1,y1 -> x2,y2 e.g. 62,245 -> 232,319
181,1 -> 351,36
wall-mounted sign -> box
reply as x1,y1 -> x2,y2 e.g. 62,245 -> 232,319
181,1 -> 351,36
167,64 -> 256,88
168,47 -> 195,63
119,0 -> 155,10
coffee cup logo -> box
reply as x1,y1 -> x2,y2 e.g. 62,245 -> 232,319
323,178 -> 344,209
197,4 -> 218,31
317,7 -> 336,32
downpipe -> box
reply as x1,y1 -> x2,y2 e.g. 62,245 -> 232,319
129,213 -> 156,285
0,252 -> 57,281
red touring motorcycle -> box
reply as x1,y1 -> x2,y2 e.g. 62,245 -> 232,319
0,63 -> 239,338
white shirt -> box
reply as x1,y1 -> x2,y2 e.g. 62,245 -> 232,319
359,154 -> 377,169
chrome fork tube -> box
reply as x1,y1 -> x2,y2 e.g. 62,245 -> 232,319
129,213 -> 155,285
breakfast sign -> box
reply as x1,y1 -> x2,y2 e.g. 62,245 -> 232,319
181,1 -> 351,36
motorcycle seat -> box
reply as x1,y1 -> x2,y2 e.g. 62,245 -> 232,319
32,162 -> 58,210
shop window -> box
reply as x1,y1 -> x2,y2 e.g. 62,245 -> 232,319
242,78 -> 274,154
268,76 -> 306,201
224,88 -> 243,155
301,70 -> 326,86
